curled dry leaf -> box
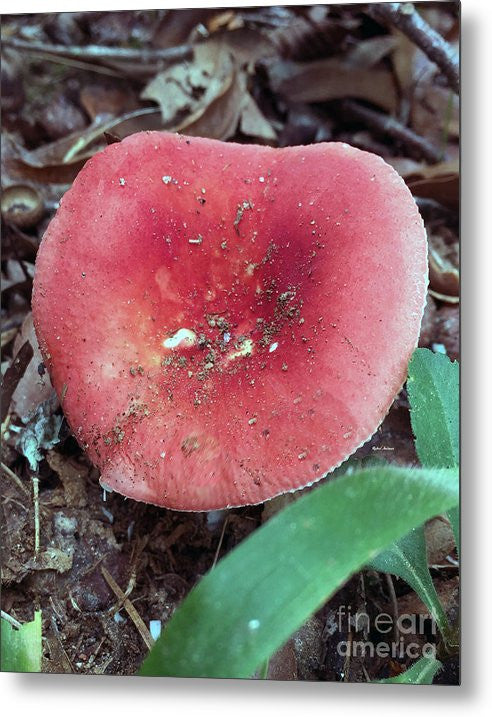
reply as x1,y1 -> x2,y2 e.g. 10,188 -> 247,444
210,27 -> 276,67
175,66 -> 246,141
343,35 -> 397,68
142,39 -> 259,142
79,85 -> 139,122
404,159 -> 459,210
266,57 -> 398,113
11,313 -> 58,422
141,40 -> 235,128
428,242 -> 459,298
3,108 -> 162,184
0,340 -> 33,424
153,8 -> 217,48
428,289 -> 459,305
239,93 -> 277,143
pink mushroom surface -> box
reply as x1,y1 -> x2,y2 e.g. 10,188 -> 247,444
32,131 -> 427,510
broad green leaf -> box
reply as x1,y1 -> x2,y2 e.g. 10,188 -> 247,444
1,610 -> 42,673
407,348 -> 459,469
377,656 -> 442,684
367,526 -> 450,640
139,465 -> 458,678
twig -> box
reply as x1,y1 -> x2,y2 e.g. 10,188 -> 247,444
101,565 -> 153,650
1,610 -> 22,629
342,630 -> 353,682
212,516 -> 229,569
8,49 -> 124,78
341,99 -> 443,163
1,461 -> 30,496
368,2 -> 459,94
3,37 -> 193,66
385,574 -> 400,644
32,474 -> 40,556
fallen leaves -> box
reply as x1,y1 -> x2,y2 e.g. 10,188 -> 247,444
10,313 -> 57,422
405,160 -> 459,209
141,38 -> 276,142
1,340 -> 33,424
266,57 -> 398,112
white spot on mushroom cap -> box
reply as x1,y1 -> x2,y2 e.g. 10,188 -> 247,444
225,339 -> 254,362
163,328 -> 197,349
149,620 -> 162,640
269,342 -> 278,353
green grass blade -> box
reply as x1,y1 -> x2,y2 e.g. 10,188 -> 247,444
368,526 -> 450,640
376,656 -> 442,684
139,465 -> 458,678
1,610 -> 42,673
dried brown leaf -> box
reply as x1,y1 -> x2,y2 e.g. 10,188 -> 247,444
1,340 -> 33,424
174,67 -> 246,141
141,40 -> 235,127
411,84 -> 459,145
3,108 -> 161,184
46,450 -> 89,508
79,85 -> 138,122
11,313 -> 57,422
429,244 -> 459,298
344,35 -> 397,68
239,93 -> 277,142
404,159 -> 459,209
153,8 -> 216,48
266,58 -> 398,112
211,27 -> 275,67
425,517 -> 456,566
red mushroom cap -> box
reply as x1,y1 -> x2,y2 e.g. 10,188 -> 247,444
32,131 -> 427,511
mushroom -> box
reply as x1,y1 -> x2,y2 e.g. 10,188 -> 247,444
32,132 -> 427,511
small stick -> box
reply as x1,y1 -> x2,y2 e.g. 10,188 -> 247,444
385,573 -> 400,644
3,37 -> 193,66
1,610 -> 22,629
368,2 -> 459,94
212,515 -> 229,569
1,461 -> 30,496
101,565 -> 153,650
32,474 -> 40,556
342,630 -> 353,682
341,100 -> 443,163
